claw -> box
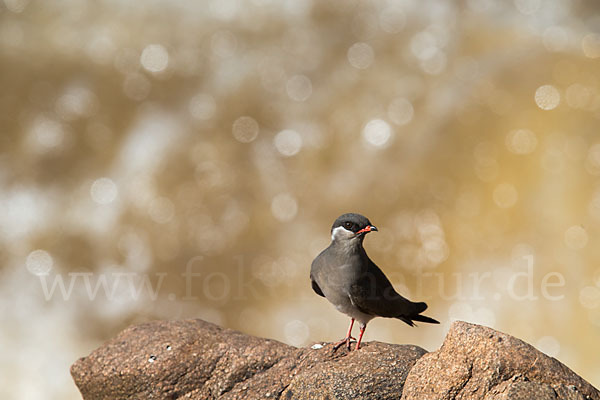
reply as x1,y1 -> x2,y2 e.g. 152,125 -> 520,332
332,318 -> 357,352
332,336 -> 356,351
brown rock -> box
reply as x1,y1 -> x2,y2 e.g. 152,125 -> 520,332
402,321 -> 599,400
71,319 -> 599,399
71,319 -> 425,399
280,343 -> 426,399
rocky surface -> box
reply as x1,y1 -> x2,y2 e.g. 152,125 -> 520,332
403,322 -> 599,400
70,319 -> 425,399
71,319 -> 599,400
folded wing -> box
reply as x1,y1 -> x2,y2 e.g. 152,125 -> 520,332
349,260 -> 439,326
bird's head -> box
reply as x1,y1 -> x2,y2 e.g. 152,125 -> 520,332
330,213 -> 378,244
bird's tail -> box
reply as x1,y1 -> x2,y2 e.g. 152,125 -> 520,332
410,314 -> 440,324
411,301 -> 428,314
397,301 -> 440,325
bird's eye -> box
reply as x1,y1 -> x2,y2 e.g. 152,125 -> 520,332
344,221 -> 353,230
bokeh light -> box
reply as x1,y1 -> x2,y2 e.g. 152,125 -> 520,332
90,178 -> 118,205
581,33 -> 600,59
505,129 -> 537,155
140,44 -> 169,73
284,320 -> 310,347
286,75 -> 312,102
579,286 -> 600,309
232,116 -> 260,143
347,42 -> 374,69
362,119 -> 393,148
564,226 -> 588,250
28,117 -> 65,153
388,98 -> 414,126
534,85 -> 560,110
25,250 -> 53,276
274,129 -> 302,157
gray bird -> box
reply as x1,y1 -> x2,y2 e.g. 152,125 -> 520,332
310,213 -> 439,351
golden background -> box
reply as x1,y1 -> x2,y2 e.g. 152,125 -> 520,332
1,0 -> 599,398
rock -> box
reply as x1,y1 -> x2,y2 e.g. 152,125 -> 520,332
281,343 -> 426,400
71,319 -> 599,400
70,319 -> 294,399
70,319 -> 425,399
402,321 -> 599,400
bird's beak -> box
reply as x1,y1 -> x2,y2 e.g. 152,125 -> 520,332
356,225 -> 378,235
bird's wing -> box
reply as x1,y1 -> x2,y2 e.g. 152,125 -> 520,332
310,274 -> 325,297
310,251 -> 327,298
348,259 -> 426,319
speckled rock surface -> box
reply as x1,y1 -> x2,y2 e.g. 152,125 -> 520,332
70,319 -> 425,399
71,319 -> 599,400
70,319 -> 295,399
402,321 -> 600,400
280,343 -> 426,400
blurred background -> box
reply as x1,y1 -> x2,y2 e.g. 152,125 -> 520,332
1,0 -> 600,398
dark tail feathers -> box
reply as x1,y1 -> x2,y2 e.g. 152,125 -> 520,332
397,301 -> 440,326
410,314 -> 440,324
412,301 -> 428,314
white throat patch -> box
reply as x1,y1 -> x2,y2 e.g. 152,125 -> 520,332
331,226 -> 355,241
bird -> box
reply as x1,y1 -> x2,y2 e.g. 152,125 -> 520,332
310,212 -> 439,351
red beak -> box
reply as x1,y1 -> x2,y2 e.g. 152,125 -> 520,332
356,225 -> 378,235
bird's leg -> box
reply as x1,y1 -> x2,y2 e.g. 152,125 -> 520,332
332,318 -> 355,351
354,323 -> 367,350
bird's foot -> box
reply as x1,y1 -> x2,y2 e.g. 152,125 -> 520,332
332,336 -> 356,352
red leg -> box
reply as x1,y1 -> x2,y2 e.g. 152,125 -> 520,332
345,318 -> 354,339
354,323 -> 366,350
332,318 -> 355,351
